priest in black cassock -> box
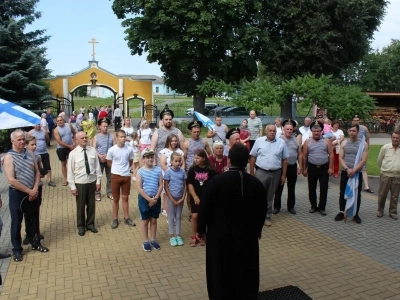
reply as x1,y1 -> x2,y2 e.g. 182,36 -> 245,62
197,143 -> 267,300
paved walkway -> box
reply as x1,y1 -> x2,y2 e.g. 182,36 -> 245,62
1,137 -> 400,299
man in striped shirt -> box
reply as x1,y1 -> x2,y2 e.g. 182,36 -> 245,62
247,110 -> 263,150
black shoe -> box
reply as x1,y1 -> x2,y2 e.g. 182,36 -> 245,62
13,253 -> 23,262
0,253 -> 11,259
319,210 -> 327,216
309,208 -> 317,213
272,208 -> 280,215
353,215 -> 362,224
32,243 -> 49,252
335,212 -> 344,221
23,235 -> 29,245
78,230 -> 86,236
88,228 -> 98,233
288,208 -> 296,215
37,233 -> 44,240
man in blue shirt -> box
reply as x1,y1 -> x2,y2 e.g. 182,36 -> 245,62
45,108 -> 55,146
250,124 -> 289,226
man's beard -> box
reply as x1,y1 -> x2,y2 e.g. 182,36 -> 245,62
164,122 -> 172,128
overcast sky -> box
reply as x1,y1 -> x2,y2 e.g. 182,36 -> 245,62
27,0 -> 400,77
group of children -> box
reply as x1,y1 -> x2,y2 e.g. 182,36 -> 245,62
136,146 -> 216,252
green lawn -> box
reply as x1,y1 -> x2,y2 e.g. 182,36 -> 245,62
367,145 -> 382,176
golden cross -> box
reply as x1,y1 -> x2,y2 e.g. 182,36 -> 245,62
88,37 -> 99,60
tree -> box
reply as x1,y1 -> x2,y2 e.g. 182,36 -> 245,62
113,0 -> 387,117
342,39 -> 400,92
210,74 -> 376,120
112,0 -> 268,113
0,0 -> 51,103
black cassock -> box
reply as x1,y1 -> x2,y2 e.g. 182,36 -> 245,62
198,168 -> 267,300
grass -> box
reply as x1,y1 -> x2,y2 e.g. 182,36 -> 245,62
367,145 -> 382,176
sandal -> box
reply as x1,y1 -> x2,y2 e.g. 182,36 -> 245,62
63,182 -> 68,186
32,243 -> 49,252
96,195 -> 101,201
198,238 -> 206,246
190,236 -> 197,247
13,253 -> 23,262
107,195 -> 114,200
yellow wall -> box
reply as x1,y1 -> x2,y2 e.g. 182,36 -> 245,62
43,65 -> 153,117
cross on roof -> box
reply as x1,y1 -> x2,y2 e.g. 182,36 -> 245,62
88,38 -> 99,60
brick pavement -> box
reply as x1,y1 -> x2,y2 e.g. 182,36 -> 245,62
1,145 -> 400,299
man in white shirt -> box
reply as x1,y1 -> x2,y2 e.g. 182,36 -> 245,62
67,131 -> 102,236
107,130 -> 134,229
113,105 -> 122,130
299,117 -> 312,145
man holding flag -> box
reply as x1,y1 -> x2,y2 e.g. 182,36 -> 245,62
335,124 -> 368,224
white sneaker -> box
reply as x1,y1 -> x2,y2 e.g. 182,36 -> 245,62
131,177 -> 136,181
162,209 -> 167,216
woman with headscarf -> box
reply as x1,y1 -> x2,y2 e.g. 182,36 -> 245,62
69,111 -> 77,131
76,113 -> 84,131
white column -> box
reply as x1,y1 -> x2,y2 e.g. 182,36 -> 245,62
62,79 -> 69,99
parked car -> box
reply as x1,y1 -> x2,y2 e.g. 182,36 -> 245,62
185,103 -> 218,116
209,106 -> 234,115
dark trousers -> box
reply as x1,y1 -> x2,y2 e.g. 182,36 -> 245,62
274,164 -> 298,209
76,181 -> 96,231
114,116 -> 121,130
9,188 -> 33,253
96,162 -> 111,197
307,163 -> 329,210
25,185 -> 42,236
249,140 -> 256,152
339,170 -> 362,214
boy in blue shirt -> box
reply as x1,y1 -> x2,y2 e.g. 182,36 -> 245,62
136,148 -> 163,251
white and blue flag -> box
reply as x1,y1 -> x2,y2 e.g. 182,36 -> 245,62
0,99 -> 41,129
193,111 -> 215,131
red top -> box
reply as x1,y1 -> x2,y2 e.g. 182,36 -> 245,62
240,128 -> 251,151
98,110 -> 108,119
208,155 -> 228,175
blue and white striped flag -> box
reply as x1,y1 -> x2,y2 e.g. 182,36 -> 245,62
344,136 -> 365,220
193,111 -> 215,131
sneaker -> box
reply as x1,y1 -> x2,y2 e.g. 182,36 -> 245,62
264,220 -> 272,226
150,240 -> 161,250
390,213 -> 398,220
176,236 -> 184,246
170,237 -> 178,247
142,242 -> 151,252
334,212 -> 344,221
124,218 -> 136,226
132,177 -> 136,182
353,215 -> 362,224
377,211 -> 383,217
319,210 -> 327,216
309,208 -> 317,213
162,210 -> 167,216
48,181 -> 56,187
111,219 -> 119,229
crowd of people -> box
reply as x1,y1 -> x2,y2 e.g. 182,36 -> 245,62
1,105 -> 400,300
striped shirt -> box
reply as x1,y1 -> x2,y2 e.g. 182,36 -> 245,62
247,117 -> 263,140
8,149 -> 35,189
138,166 -> 162,196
